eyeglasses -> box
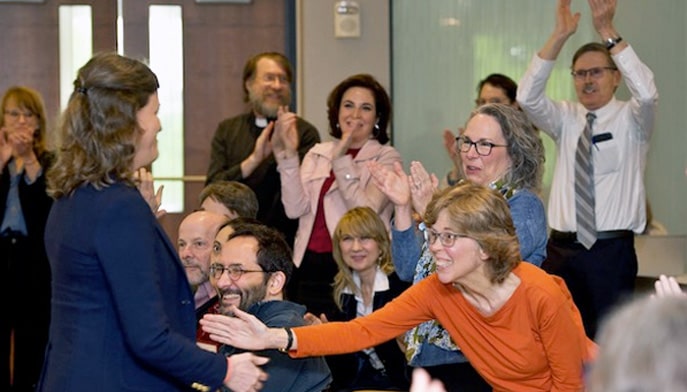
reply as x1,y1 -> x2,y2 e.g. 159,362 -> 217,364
209,264 -> 267,281
570,66 -> 617,81
426,228 -> 468,247
4,110 -> 36,120
260,73 -> 289,84
456,136 -> 507,157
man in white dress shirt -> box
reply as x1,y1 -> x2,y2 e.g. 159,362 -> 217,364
517,0 -> 658,338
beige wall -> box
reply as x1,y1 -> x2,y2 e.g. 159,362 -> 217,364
297,0 -> 390,141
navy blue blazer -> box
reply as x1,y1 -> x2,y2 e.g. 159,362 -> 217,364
326,272 -> 411,390
37,182 -> 226,392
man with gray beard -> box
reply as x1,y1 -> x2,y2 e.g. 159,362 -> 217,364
206,52 -> 320,246
206,222 -> 331,392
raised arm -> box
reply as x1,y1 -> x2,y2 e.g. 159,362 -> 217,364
539,0 -> 580,60
589,0 -> 627,54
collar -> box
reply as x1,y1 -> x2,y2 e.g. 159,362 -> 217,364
583,96 -> 619,121
342,266 -> 390,295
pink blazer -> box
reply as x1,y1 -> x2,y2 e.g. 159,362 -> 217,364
277,139 -> 402,267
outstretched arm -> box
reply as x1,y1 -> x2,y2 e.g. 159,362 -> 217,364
201,307 -> 293,352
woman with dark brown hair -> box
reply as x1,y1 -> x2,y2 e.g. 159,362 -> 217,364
270,73 -> 401,317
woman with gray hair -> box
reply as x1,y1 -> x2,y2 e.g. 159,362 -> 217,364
370,103 -> 547,391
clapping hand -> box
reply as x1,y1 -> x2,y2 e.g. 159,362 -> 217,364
368,160 -> 411,207
134,167 -> 166,218
272,106 -> 299,159
409,161 -> 439,217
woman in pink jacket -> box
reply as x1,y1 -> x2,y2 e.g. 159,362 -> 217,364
270,74 -> 401,317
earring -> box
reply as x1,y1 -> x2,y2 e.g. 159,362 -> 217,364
336,123 -> 340,129
374,122 -> 380,130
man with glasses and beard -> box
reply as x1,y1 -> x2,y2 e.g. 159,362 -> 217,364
206,52 -> 320,246
204,222 -> 331,392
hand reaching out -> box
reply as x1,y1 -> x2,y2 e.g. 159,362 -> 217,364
201,306 -> 271,351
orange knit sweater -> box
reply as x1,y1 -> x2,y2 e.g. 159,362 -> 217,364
292,263 -> 595,391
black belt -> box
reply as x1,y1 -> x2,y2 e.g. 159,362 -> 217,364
550,229 -> 633,243
1,229 -> 26,238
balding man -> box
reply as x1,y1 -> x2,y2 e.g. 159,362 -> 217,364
177,211 -> 228,313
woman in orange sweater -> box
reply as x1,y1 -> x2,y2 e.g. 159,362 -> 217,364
202,182 -> 595,392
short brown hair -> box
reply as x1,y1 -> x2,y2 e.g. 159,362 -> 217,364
424,182 -> 520,283
572,42 -> 617,70
200,181 -> 259,219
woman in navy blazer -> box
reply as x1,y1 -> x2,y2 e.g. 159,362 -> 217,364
37,53 -> 267,392
322,206 -> 411,391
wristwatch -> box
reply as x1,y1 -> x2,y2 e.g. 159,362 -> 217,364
604,36 -> 623,50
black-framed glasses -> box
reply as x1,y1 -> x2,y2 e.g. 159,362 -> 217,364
426,228 -> 468,247
209,264 -> 267,281
456,136 -> 507,157
570,66 -> 617,81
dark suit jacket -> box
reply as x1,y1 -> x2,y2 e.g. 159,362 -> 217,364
0,153 -> 54,275
205,112 -> 320,245
326,272 -> 411,390
37,182 -> 226,392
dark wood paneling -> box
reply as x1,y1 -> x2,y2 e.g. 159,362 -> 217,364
0,0 -> 290,242
0,0 -> 116,136
121,0 -> 288,241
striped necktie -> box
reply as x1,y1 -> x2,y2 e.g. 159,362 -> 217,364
575,112 -> 597,249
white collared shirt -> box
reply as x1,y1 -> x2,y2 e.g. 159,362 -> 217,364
517,45 -> 658,233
